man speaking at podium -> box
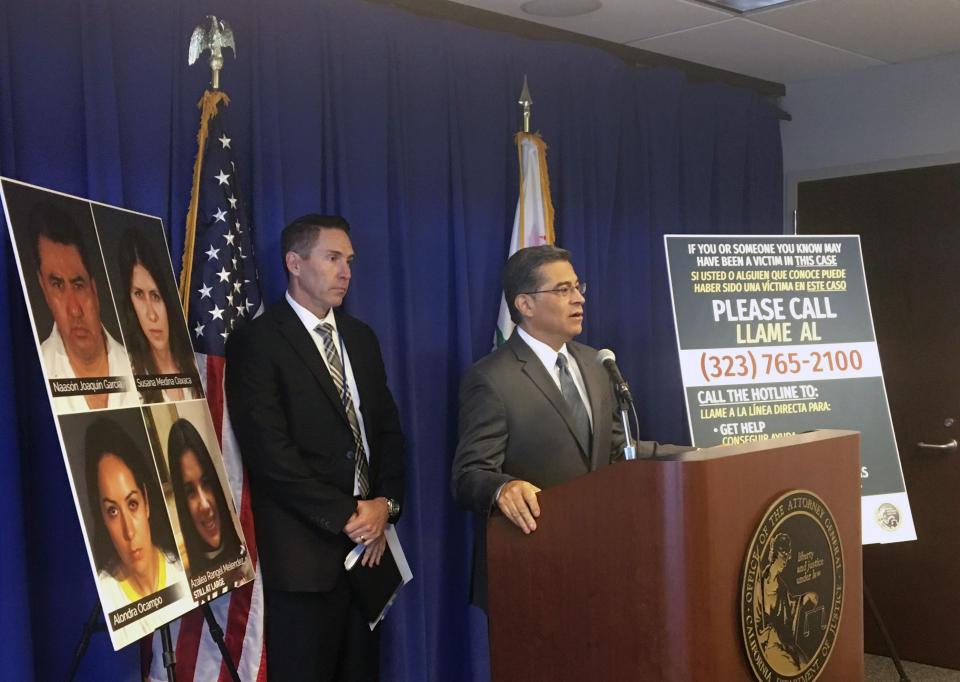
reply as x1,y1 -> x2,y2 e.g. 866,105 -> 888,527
451,245 -> 685,608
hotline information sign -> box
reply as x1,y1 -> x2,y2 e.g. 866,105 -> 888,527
664,235 -> 915,544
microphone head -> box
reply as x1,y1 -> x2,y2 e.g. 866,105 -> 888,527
596,348 -> 616,366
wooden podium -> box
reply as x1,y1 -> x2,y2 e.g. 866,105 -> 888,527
486,430 -> 863,681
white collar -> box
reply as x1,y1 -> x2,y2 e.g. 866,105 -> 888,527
516,326 -> 571,371
286,291 -> 338,335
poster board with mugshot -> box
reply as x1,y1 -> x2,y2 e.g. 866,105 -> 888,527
1,178 -> 254,649
664,234 -> 915,545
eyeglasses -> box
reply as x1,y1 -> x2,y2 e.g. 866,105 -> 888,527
520,281 -> 587,298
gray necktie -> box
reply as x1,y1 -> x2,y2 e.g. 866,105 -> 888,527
316,322 -> 370,498
556,353 -> 592,454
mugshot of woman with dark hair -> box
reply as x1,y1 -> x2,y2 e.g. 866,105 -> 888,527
84,417 -> 185,608
116,228 -> 202,403
167,418 -> 245,582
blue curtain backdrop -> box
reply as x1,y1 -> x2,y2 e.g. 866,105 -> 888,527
0,0 -> 782,679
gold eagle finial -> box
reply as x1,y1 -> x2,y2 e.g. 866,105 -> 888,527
188,15 -> 236,90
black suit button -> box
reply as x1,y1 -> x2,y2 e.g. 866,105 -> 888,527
345,450 -> 354,460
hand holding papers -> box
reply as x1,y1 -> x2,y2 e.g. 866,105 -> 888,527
344,525 -> 412,629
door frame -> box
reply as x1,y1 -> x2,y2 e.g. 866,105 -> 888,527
784,150 -> 960,235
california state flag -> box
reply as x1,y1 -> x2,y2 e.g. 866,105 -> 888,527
494,132 -> 555,347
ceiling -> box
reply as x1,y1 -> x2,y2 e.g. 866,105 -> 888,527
448,0 -> 960,86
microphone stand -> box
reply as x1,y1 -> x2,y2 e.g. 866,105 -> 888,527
615,383 -> 637,461
597,351 -> 644,461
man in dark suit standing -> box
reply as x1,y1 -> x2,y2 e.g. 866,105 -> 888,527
225,214 -> 404,681
451,245 -> 685,607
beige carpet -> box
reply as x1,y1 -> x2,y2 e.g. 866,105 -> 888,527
865,654 -> 960,681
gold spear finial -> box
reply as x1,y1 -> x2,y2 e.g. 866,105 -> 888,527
188,15 -> 236,90
519,75 -> 532,133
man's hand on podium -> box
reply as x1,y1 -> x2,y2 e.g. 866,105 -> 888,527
496,480 -> 542,534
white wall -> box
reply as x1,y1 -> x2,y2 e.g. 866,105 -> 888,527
780,52 -> 960,232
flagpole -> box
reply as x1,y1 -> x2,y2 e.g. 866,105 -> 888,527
519,75 -> 532,134
493,76 -> 555,348
149,15 -> 265,682
180,16 -> 237,314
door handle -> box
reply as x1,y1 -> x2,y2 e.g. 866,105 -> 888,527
917,439 -> 958,453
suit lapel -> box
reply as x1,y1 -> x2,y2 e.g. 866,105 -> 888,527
508,333 -> 590,463
273,301 -> 350,427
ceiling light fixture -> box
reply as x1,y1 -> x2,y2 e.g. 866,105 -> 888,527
521,0 -> 603,18
693,0 -> 800,13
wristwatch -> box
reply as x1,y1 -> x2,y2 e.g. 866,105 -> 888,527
384,497 -> 400,523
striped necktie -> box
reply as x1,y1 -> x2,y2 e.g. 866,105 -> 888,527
315,322 -> 370,498
556,352 -> 592,454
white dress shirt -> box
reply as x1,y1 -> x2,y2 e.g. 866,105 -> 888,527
39,324 -> 139,413
286,292 -> 371,496
515,326 -> 594,429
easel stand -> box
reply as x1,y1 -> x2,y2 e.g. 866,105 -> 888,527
65,601 -> 106,682
66,601 -> 240,682
864,583 -> 911,682
159,623 -> 177,682
200,603 -> 241,682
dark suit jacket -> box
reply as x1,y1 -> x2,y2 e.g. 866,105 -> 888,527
224,299 -> 404,592
451,331 -> 686,606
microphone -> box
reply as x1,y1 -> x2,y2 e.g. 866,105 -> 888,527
596,349 -> 631,403
597,349 -> 637,460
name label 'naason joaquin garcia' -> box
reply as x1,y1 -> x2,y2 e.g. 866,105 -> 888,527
49,375 -> 127,396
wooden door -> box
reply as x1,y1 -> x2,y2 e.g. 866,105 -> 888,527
797,163 -> 960,668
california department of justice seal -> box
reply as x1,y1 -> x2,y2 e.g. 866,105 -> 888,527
741,490 -> 844,682
874,502 -> 901,532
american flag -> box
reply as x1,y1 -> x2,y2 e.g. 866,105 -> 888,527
145,90 -> 266,682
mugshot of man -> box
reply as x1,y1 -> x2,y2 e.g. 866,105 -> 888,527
29,200 -> 137,412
